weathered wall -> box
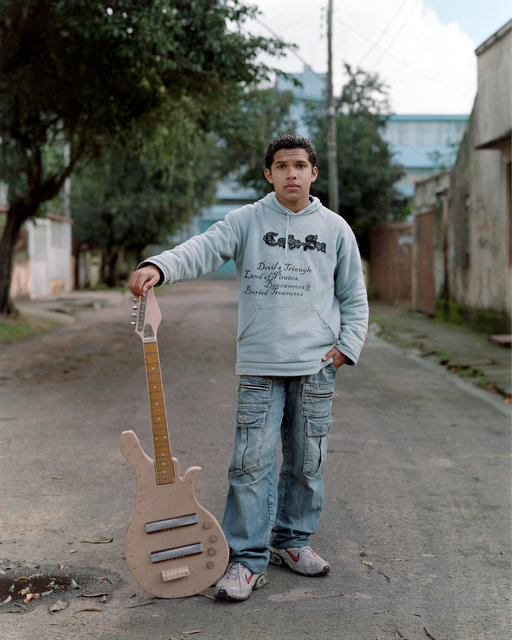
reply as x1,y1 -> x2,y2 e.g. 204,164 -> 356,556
448,23 -> 511,320
412,171 -> 451,311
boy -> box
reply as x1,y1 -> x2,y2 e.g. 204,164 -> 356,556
128,132 -> 368,601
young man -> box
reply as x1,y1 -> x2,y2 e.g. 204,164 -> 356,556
128,133 -> 368,601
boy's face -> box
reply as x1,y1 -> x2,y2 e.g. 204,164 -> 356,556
264,148 -> 318,213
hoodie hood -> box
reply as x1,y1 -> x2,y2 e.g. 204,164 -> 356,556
260,192 -> 322,217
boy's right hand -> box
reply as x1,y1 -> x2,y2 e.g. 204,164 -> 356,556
128,265 -> 161,298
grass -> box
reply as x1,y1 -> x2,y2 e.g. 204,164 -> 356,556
0,315 -> 55,345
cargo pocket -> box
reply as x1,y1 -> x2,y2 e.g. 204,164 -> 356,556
229,376 -> 271,477
302,383 -> 334,476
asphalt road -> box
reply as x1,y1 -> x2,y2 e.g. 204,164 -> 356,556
0,280 -> 510,640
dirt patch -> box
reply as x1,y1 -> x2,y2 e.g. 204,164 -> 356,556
0,560 -> 120,614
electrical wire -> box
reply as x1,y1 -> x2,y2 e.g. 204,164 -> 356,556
371,0 -> 422,68
357,0 -> 412,67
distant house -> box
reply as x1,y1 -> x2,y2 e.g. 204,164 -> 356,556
4,208 -> 73,300
411,20 -> 511,332
383,114 -> 468,197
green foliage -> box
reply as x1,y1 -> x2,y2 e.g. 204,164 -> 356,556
306,64 -> 407,257
0,0 -> 287,311
71,108 -> 217,283
210,86 -> 296,193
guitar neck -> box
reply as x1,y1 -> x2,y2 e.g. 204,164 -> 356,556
143,339 -> 175,484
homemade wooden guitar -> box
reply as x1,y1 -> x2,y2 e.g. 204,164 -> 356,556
120,288 -> 229,598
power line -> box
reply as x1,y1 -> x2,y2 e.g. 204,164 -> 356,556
335,15 -> 469,98
256,11 -> 468,101
357,0 -> 412,67
254,17 -> 314,72
371,0 -> 422,68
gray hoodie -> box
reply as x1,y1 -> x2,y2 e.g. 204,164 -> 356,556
143,192 -> 368,376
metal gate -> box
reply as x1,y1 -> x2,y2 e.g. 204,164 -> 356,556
370,222 -> 412,303
415,212 -> 435,315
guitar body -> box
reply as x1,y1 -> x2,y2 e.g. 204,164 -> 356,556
122,289 -> 229,598
121,430 -> 229,598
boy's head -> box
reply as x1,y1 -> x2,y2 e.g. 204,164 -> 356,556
263,132 -> 319,213
265,132 -> 317,170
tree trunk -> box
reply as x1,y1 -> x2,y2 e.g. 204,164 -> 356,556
0,202 -> 36,316
102,245 -> 121,288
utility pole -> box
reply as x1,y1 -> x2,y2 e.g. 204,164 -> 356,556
327,0 -> 339,213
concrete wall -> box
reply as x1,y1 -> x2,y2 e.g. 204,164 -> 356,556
412,171 -> 451,308
450,22 -> 511,319
474,22 -> 512,149
11,214 -> 73,299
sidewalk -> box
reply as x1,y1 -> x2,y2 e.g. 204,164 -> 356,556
370,301 -> 511,401
15,289 -> 130,325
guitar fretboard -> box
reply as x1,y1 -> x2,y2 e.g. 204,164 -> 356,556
143,340 -> 175,484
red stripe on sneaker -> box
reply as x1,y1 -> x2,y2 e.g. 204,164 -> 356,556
245,572 -> 254,584
285,550 -> 300,563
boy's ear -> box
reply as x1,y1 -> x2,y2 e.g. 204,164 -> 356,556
264,168 -> 273,184
311,166 -> 318,182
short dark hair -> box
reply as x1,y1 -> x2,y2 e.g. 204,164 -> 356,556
265,132 -> 317,169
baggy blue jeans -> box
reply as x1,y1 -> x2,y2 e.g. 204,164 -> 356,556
221,364 -> 337,574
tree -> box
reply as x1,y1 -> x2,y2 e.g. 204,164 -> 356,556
0,0 -> 286,314
71,109 -> 216,286
210,86 -> 296,193
306,64 -> 407,257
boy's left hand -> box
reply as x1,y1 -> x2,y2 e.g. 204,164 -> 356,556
323,348 -> 347,369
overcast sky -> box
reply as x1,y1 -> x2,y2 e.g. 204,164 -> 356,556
246,0 -> 511,114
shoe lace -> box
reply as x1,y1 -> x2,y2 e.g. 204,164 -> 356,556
226,562 -> 242,579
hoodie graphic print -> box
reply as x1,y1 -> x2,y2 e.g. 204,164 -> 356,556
143,192 -> 368,376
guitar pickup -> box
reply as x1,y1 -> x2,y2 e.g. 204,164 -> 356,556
150,543 -> 203,564
161,567 -> 190,582
145,514 -> 198,533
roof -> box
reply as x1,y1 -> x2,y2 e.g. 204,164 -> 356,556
388,114 -> 469,122
475,18 -> 512,56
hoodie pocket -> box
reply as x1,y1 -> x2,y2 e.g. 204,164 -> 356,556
237,307 -> 338,365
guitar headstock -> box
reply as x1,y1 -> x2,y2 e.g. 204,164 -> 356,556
131,288 -> 161,342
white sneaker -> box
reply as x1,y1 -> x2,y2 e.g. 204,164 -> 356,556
269,545 -> 330,576
214,562 -> 267,601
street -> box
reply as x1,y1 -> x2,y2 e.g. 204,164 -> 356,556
0,279 -> 510,640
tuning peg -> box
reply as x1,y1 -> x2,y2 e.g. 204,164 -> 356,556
130,321 -> 136,325
131,313 -> 137,318
132,305 -> 138,310
132,297 -> 138,303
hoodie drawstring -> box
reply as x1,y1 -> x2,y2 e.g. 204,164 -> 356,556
285,213 -> 289,264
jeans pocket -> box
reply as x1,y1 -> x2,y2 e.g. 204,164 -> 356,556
304,415 -> 332,476
229,408 -> 266,476
301,384 -> 334,417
